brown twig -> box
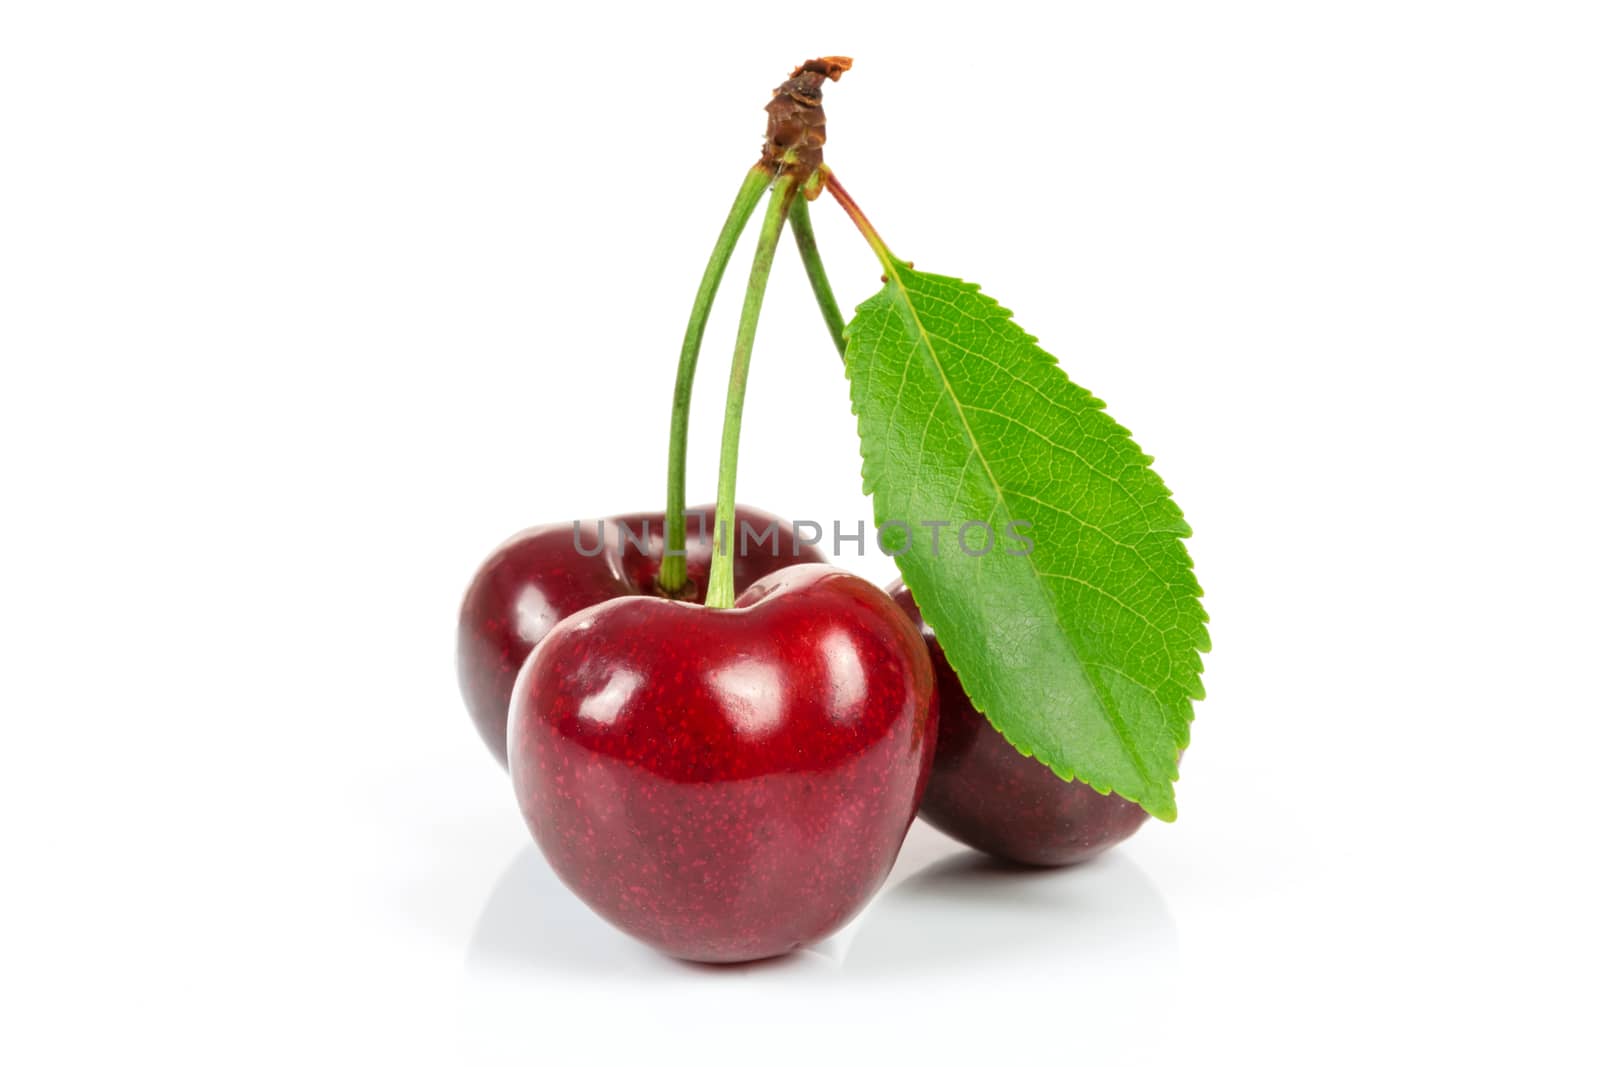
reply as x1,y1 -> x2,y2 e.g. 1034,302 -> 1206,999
761,57 -> 852,195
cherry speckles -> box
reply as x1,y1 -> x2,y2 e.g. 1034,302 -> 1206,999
890,580 -> 1151,867
457,504 -> 827,766
509,565 -> 937,963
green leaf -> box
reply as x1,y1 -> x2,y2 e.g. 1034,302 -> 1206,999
844,259 -> 1207,820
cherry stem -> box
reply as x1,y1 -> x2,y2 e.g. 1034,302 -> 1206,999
821,167 -> 898,276
788,196 -> 846,358
704,174 -> 800,610
659,165 -> 774,596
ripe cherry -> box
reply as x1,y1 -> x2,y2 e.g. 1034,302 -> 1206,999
458,505 -> 825,765
511,565 -> 937,962
889,580 -> 1150,866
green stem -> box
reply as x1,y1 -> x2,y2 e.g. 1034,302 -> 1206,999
659,165 -> 773,596
789,196 -> 847,358
703,175 -> 800,609
821,167 -> 898,275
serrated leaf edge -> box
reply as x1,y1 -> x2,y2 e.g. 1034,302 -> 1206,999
843,258 -> 1208,821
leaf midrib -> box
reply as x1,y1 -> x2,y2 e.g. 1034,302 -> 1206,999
876,261 -> 1154,794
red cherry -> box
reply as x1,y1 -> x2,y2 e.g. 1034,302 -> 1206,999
510,564 -> 937,963
889,580 -> 1151,866
458,505 -> 826,766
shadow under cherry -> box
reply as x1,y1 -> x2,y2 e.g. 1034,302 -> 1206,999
466,826 -> 1176,980
834,845 -> 1179,977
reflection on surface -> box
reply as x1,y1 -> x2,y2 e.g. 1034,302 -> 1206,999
820,629 -> 868,716
708,659 -> 786,736
466,842 -> 838,978
839,842 -> 1178,977
513,585 -> 558,644
467,844 -> 652,975
466,822 -> 1176,980
577,669 -> 642,726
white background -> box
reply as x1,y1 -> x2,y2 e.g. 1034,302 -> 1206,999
3,2 -> 1597,1064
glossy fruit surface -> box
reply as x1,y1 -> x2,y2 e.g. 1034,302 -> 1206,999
511,564 -> 937,963
458,504 -> 826,765
889,580 -> 1150,866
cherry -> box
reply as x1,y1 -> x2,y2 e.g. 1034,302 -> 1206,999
458,504 -> 826,766
510,564 -> 937,963
889,580 -> 1151,866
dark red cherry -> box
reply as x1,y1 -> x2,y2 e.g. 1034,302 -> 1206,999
458,504 -> 826,766
889,580 -> 1151,866
510,565 -> 937,963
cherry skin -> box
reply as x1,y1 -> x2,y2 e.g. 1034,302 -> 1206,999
889,580 -> 1150,867
458,504 -> 826,766
510,564 -> 937,963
